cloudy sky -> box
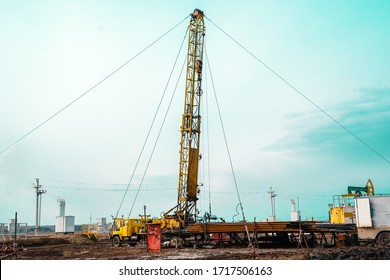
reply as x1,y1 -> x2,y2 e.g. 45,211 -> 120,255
1,0 -> 389,226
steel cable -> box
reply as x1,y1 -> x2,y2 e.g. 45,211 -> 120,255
0,15 -> 190,156
205,16 -> 390,165
205,48 -> 248,224
127,56 -> 187,218
114,25 -> 189,218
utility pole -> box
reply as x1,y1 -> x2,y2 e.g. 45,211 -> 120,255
14,212 -> 17,245
34,178 -> 46,236
268,187 -> 277,222
13,212 -> 17,259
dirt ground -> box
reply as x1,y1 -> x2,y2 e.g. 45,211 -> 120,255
2,234 -> 390,260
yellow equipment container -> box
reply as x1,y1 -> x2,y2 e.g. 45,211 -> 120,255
330,206 -> 355,224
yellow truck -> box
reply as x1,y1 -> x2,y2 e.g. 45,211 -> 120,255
110,218 -> 146,246
109,217 -> 180,246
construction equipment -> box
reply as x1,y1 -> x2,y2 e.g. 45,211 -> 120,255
329,179 -> 375,224
110,217 -> 146,246
342,179 -> 375,197
109,215 -> 182,247
81,224 -> 99,240
163,8 -> 205,227
109,9 -> 205,246
342,178 -> 375,197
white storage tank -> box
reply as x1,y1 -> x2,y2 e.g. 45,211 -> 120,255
8,219 -> 15,233
291,211 -> 301,221
55,216 -> 75,233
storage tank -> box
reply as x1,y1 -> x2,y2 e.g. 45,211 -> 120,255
8,219 -> 15,233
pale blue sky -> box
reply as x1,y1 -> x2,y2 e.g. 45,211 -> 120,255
1,0 -> 389,225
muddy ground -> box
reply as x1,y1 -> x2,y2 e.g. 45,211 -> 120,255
2,234 -> 390,260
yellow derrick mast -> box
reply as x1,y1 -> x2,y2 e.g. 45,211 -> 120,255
109,9 -> 205,246
164,9 -> 206,227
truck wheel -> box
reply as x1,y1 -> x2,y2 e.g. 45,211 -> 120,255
349,233 -> 359,246
377,232 -> 390,246
113,236 -> 121,247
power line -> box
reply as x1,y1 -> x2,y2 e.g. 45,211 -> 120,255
115,26 -> 188,218
204,39 -> 213,216
115,27 -> 188,218
44,184 -> 177,192
205,16 -> 390,165
127,55 -> 188,218
205,47 -> 248,223
0,15 -> 189,156
41,178 -> 175,187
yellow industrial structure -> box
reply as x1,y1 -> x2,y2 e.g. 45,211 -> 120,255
329,179 -> 375,224
109,9 -> 205,246
163,7 -> 205,227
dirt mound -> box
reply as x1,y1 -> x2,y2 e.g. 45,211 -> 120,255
16,237 -> 71,247
305,246 -> 390,260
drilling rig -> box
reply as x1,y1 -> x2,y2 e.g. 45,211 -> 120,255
109,9 -> 205,246
163,8 -> 205,227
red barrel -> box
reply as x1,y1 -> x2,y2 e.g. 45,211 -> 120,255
147,223 -> 161,253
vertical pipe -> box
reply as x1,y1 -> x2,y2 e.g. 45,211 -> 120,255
269,187 -> 272,217
39,192 -> 42,227
14,212 -> 17,244
273,196 -> 276,219
35,178 -> 39,236
144,205 -> 146,223
144,205 -> 147,245
14,212 -> 17,258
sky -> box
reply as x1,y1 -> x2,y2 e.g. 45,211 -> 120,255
1,0 -> 389,226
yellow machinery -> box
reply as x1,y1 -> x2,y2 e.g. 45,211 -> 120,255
110,217 -> 146,246
81,224 -> 99,240
329,203 -> 355,224
110,9 -> 205,246
110,215 -> 181,246
329,179 -> 375,224
342,178 -> 375,197
163,8 -> 205,227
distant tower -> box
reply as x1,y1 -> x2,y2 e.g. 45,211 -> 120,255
290,199 -> 301,221
58,199 -> 65,217
34,178 -> 46,235
55,198 -> 75,234
268,187 -> 277,222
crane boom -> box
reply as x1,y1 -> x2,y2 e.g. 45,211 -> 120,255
165,9 -> 205,227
